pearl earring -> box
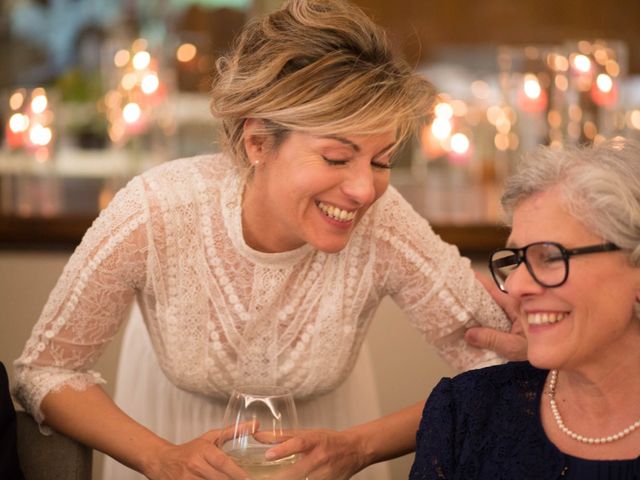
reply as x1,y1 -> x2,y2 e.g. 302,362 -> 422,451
253,159 -> 260,166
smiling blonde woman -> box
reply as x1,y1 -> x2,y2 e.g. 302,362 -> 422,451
14,2 -> 517,479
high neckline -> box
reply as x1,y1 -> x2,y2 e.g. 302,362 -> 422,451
220,167 -> 314,267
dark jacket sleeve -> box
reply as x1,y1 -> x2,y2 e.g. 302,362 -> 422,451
410,377 -> 456,480
0,362 -> 25,480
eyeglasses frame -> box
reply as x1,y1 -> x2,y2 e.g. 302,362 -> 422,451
489,241 -> 620,293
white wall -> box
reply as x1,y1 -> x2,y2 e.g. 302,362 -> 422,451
0,251 -> 463,479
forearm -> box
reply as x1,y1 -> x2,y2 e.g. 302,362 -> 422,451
345,401 -> 424,467
40,383 -> 169,475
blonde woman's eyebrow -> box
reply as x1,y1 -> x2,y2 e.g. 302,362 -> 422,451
320,135 -> 396,160
322,135 -> 360,152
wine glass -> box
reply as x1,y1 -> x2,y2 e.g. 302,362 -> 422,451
218,386 -> 300,479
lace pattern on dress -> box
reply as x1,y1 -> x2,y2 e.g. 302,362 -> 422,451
14,153 -> 509,426
14,176 -> 149,424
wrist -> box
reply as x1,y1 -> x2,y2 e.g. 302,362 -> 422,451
137,437 -> 173,478
344,428 -> 376,471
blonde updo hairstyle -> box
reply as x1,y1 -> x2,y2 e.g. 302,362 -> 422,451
501,138 -> 640,316
210,0 -> 435,171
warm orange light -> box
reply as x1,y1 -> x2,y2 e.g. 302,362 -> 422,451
450,99 -> 468,117
29,123 -> 52,146
114,49 -> 130,68
132,51 -> 151,70
177,43 -> 197,63
596,73 -> 613,93
434,102 -> 454,119
605,60 -> 620,77
590,79 -> 617,107
132,38 -> 148,52
431,117 -> 452,140
494,133 -> 509,151
9,113 -> 29,133
450,133 -> 470,154
573,54 -> 592,73
555,74 -> 569,91
523,74 -> 541,99
9,91 -> 25,110
141,73 -> 160,94
121,72 -> 138,90
123,103 -> 142,123
31,94 -> 48,114
470,80 -> 490,100
547,110 -> 562,129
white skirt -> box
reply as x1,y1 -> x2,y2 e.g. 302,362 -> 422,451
103,306 -> 391,480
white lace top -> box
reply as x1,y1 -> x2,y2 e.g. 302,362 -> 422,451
14,154 -> 509,424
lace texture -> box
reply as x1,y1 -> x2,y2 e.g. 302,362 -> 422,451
410,362 -> 640,480
14,154 -> 510,424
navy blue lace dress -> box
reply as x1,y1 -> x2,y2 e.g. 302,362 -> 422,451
409,362 -> 640,480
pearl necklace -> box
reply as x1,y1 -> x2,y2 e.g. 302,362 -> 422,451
548,369 -> 640,444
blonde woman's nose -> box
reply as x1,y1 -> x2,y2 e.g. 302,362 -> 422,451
341,165 -> 376,206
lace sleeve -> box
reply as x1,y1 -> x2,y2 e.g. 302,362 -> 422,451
409,378 -> 455,480
12,176 -> 150,426
375,187 -> 510,371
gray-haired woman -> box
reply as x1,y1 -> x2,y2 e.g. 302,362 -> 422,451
411,137 -> 640,479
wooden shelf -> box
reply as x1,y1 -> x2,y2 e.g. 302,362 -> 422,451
0,214 -> 508,255
0,215 -> 93,251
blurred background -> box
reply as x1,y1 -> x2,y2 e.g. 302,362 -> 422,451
1,0 -> 640,246
1,0 -> 640,478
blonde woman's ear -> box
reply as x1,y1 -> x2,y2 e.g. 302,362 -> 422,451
243,118 -> 268,163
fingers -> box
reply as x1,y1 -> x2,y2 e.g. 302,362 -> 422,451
185,431 -> 251,480
265,435 -> 307,461
202,447 -> 250,480
216,421 -> 260,446
200,429 -> 222,444
464,326 -> 528,361
264,430 -> 359,480
254,430 -> 295,445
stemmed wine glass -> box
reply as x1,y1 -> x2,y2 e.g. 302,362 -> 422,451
218,386 -> 300,479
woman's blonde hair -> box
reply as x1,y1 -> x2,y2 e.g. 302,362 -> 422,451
210,0 -> 435,169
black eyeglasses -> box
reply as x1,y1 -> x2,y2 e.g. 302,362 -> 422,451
489,241 -> 620,293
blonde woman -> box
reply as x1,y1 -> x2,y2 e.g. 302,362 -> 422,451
14,1 -> 519,479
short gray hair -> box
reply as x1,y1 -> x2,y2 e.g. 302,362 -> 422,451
502,137 -> 640,267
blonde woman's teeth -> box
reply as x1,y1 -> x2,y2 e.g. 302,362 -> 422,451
318,202 -> 356,222
527,312 -> 566,325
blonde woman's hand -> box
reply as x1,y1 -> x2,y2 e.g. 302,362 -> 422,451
142,429 -> 250,480
465,270 -> 527,360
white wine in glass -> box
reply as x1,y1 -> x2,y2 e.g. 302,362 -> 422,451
218,386 -> 300,479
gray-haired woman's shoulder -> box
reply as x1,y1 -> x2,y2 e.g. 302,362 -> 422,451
450,361 -> 546,392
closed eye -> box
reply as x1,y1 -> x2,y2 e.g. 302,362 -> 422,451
372,160 -> 393,170
323,156 -> 349,166
371,148 -> 397,170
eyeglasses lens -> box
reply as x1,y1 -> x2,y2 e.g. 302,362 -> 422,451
491,243 -> 567,291
526,243 -> 566,287
491,250 -> 518,289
